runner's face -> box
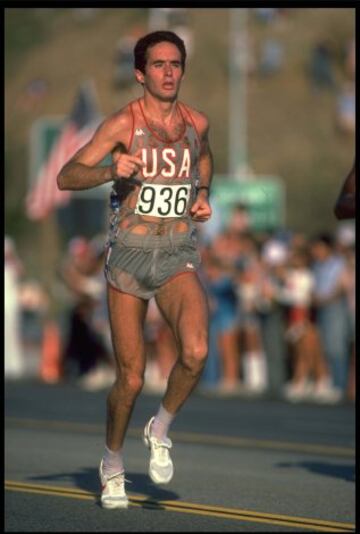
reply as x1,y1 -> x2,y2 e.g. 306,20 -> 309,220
137,42 -> 184,102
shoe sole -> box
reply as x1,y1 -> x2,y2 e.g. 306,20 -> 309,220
101,498 -> 129,509
148,465 -> 173,485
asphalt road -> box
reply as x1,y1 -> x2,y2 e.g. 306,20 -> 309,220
5,379 -> 355,532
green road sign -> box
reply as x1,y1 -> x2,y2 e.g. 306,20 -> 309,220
212,176 -> 285,230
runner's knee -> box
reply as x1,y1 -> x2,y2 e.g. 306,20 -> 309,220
115,371 -> 144,398
181,339 -> 208,374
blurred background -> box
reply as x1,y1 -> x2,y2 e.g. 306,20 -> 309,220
5,8 -> 355,403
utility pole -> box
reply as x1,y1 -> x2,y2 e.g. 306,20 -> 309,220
228,8 -> 248,180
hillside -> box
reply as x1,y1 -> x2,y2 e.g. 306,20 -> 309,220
5,7 -> 355,279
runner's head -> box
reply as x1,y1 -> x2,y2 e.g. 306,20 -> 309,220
134,31 -> 186,74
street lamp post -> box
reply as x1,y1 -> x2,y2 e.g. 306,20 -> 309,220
228,7 -> 248,181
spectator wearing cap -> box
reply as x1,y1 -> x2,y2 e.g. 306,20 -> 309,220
256,238 -> 289,398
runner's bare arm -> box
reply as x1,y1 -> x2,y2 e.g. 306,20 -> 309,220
197,122 -> 213,195
190,114 -> 213,222
57,111 -> 144,191
334,160 -> 356,220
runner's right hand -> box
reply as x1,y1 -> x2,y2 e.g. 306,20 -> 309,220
111,150 -> 145,179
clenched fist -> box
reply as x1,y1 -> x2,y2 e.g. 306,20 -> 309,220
111,149 -> 145,179
190,190 -> 212,222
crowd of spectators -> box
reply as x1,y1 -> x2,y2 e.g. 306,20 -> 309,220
197,207 -> 355,404
5,201 -> 355,406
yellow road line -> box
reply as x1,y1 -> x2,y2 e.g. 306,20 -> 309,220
5,417 -> 355,458
5,480 -> 354,532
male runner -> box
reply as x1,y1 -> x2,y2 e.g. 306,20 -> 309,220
334,160 -> 356,219
57,30 -> 213,509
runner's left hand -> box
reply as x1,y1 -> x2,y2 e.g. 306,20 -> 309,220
190,195 -> 212,222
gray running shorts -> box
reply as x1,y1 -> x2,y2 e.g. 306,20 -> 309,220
104,229 -> 201,300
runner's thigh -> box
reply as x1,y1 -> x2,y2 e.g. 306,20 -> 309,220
155,273 -> 209,351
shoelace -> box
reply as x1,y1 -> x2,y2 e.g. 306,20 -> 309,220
106,472 -> 132,485
152,439 -> 172,461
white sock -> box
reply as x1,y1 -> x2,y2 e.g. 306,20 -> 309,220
102,445 -> 124,478
151,404 -> 175,441
243,351 -> 267,390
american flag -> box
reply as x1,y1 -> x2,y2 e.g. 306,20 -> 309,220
26,81 -> 101,220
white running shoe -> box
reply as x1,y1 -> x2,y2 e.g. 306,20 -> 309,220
283,380 -> 314,402
99,459 -> 129,509
143,416 -> 174,484
312,385 -> 343,404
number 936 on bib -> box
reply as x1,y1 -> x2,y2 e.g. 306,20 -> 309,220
135,183 -> 191,218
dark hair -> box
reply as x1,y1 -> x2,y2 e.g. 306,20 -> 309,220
134,30 -> 186,74
310,232 -> 334,248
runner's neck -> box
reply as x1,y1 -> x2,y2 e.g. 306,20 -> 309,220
141,96 -> 179,125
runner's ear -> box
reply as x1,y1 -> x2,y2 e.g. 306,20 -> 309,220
134,69 -> 145,85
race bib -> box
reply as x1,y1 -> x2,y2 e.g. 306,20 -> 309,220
134,184 -> 191,218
